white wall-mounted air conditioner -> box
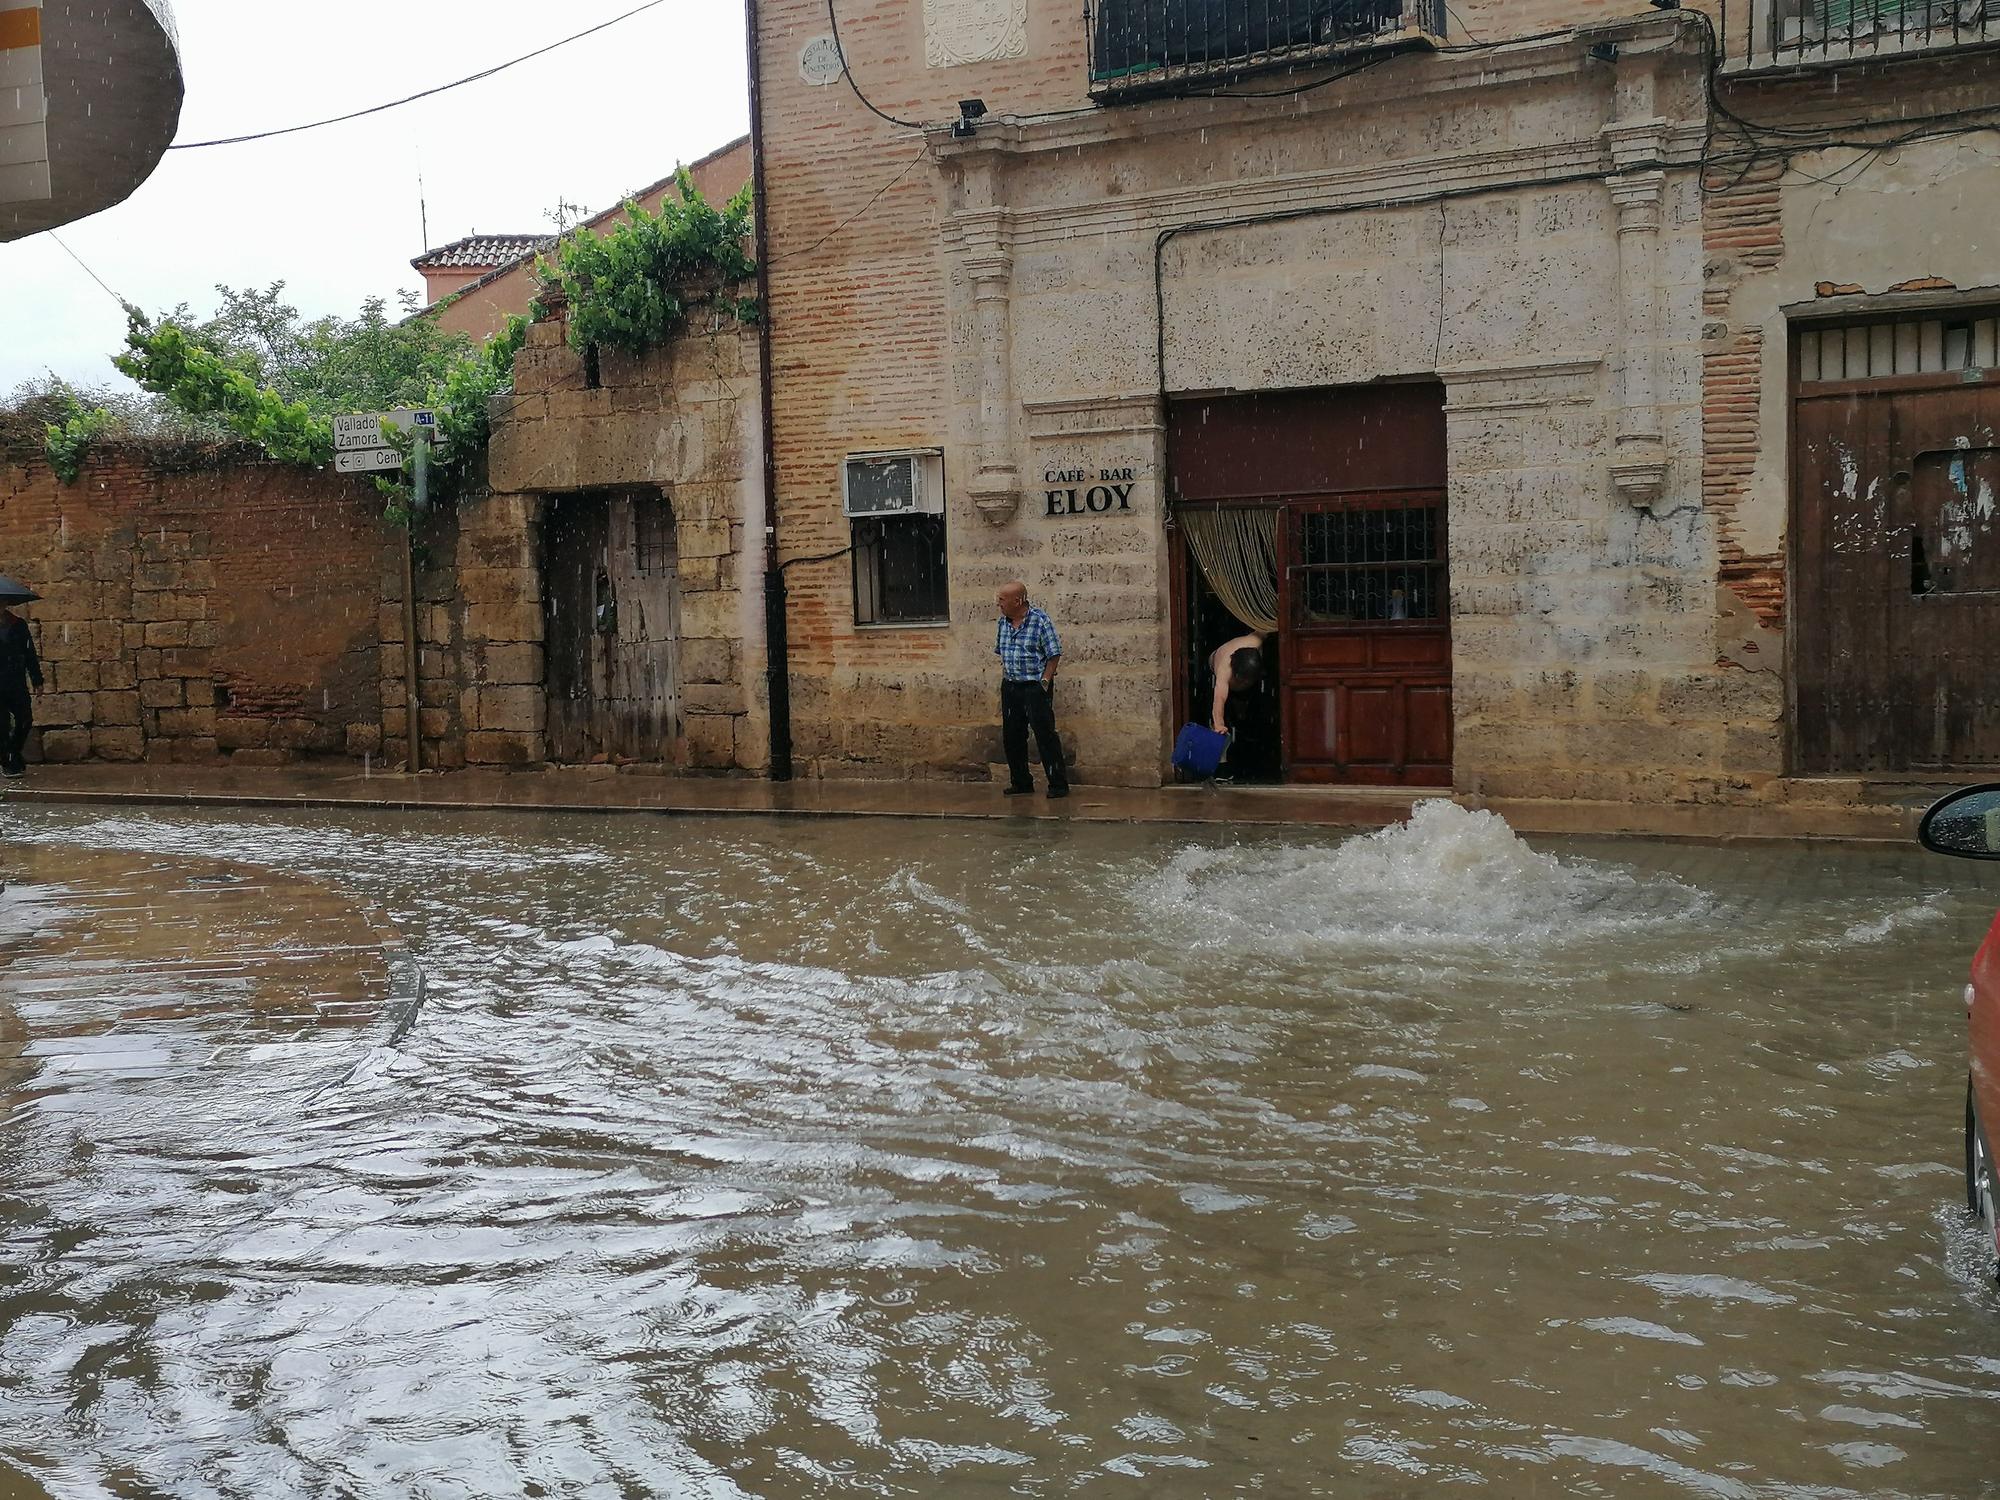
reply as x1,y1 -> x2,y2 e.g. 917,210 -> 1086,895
843,450 -> 945,518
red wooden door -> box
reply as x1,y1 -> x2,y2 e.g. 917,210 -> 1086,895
1281,492 -> 1452,786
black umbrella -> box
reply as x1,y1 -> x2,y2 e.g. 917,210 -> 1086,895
0,575 -> 40,604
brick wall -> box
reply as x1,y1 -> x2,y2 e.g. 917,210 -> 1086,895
0,444 -> 431,767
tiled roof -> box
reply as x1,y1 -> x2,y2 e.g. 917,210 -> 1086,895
411,234 -> 545,273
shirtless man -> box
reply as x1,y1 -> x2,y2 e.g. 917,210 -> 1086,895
1207,632 -> 1265,735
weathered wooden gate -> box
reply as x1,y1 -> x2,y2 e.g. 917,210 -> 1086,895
1795,311 -> 2000,773
541,489 -> 683,764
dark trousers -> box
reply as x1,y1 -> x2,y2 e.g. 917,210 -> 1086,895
0,688 -> 29,771
1001,680 -> 1067,791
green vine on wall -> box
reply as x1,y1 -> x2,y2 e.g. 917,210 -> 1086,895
42,390 -> 115,485
540,171 -> 757,358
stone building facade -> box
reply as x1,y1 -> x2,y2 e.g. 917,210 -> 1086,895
743,0 -> 2000,804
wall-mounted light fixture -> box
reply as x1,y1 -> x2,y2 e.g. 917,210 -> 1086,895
953,98 -> 987,138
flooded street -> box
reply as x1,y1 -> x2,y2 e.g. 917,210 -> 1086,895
4,801 -> 2000,1497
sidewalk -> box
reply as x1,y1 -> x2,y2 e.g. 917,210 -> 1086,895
0,761 -> 1920,842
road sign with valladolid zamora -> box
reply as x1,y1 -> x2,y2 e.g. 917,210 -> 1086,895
332,409 -> 436,472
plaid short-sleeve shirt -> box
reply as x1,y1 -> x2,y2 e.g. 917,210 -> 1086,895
995,606 -> 1061,681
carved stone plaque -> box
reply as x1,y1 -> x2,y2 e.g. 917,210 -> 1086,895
924,0 -> 1027,67
799,35 -> 844,86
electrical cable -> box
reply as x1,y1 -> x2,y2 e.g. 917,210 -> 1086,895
168,0 -> 671,149
49,233 -> 131,312
770,143 -> 933,266
826,0 -> 933,131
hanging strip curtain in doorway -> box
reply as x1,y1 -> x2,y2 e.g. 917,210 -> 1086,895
1180,507 -> 1280,634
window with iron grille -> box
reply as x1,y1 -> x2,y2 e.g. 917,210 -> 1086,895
633,494 -> 675,575
853,513 -> 950,626
1089,0 -> 1442,91
1293,502 -> 1446,624
1757,0 -> 2000,62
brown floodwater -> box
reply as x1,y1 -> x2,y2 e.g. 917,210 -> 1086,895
3,800 -> 1999,1498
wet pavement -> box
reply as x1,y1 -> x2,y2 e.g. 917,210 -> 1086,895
3,799 -> 1999,1497
0,760 -> 1915,842
1,843 -> 416,1101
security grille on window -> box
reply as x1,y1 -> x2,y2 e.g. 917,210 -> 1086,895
845,451 -> 949,625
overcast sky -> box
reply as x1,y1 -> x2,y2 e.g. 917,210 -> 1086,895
0,0 -> 749,395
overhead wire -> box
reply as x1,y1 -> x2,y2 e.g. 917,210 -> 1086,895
48,233 -> 132,312
168,0 -> 672,149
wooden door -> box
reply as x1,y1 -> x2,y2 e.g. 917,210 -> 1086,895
542,490 -> 683,763
1281,492 -> 1452,786
1796,373 -> 2000,772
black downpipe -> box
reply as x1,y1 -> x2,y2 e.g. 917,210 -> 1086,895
744,0 -> 793,780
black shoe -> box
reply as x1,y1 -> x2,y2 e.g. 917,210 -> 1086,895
1046,784 -> 1069,799
1003,784 -> 1034,796
1,765 -> 21,779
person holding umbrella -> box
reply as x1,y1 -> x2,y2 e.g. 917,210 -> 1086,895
0,576 -> 43,777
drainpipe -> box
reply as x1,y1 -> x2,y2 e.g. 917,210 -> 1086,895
744,0 -> 793,781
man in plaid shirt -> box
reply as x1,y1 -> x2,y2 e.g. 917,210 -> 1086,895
994,581 -> 1069,799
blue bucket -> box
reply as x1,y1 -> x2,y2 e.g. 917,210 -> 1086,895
1171,723 -> 1230,778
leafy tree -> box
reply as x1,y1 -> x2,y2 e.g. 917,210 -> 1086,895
165,282 -> 475,419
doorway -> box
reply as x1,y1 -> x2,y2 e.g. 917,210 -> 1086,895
541,489 -> 683,763
1794,308 -> 2000,773
1170,383 -> 1452,786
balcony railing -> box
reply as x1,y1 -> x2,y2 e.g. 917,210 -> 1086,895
1726,0 -> 2000,70
1088,0 -> 1445,96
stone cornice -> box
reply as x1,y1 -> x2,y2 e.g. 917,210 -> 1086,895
932,11 -> 1700,164
938,129 -> 1704,251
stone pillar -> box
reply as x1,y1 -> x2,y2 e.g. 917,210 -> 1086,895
965,241 -> 1020,523
1605,112 -> 1672,514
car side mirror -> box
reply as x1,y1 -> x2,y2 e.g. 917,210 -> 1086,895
1918,783 -> 2000,860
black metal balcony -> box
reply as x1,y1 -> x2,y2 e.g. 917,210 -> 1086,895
1088,0 -> 1444,96
1725,0 -> 2000,71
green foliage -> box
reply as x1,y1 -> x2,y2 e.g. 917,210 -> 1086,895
165,282 -> 477,420
115,312 -> 334,467
111,287 -> 531,525
41,388 -> 114,485
542,172 -> 756,358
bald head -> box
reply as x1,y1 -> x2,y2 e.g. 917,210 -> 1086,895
997,581 -> 1028,623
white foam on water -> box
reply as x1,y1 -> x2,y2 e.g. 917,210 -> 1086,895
1130,799 -> 1708,956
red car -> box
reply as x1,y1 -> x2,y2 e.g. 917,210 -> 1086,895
1920,784 -> 2000,1284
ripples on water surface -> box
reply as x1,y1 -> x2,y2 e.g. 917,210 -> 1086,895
4,801 -> 2000,1497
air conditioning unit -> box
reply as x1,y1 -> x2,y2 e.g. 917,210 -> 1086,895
843,450 -> 945,518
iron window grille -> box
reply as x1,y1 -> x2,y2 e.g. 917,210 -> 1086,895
853,513 -> 950,626
1087,0 -> 1444,96
1725,0 -> 2000,69
1294,503 -> 1445,624
633,495 -> 675,575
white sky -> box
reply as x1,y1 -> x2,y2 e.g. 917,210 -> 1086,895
0,0 -> 749,394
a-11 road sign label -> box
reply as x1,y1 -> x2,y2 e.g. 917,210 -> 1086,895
333,409 -> 436,451
335,447 -> 403,474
